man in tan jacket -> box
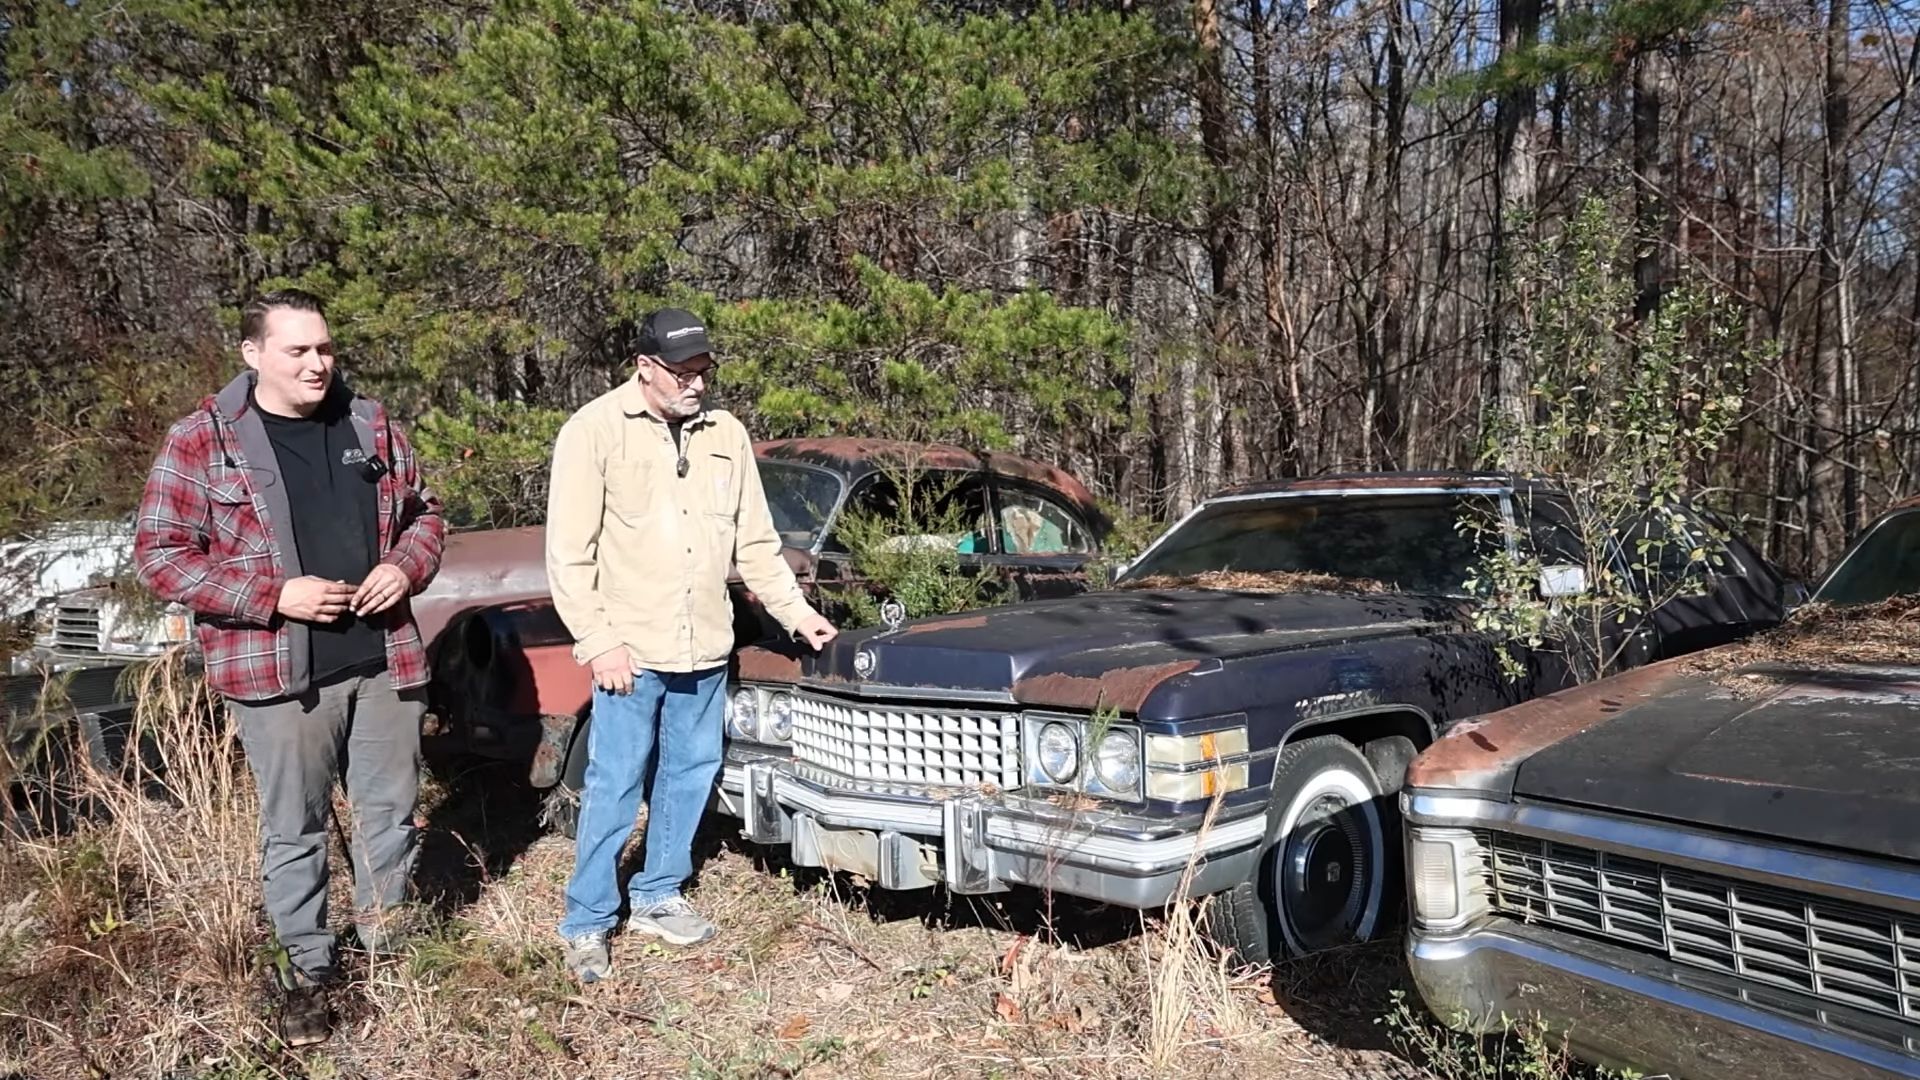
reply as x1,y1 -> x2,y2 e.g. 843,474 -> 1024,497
546,308 -> 835,982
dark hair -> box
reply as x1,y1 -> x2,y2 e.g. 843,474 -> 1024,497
240,288 -> 327,344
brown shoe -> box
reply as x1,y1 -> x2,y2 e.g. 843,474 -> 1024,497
278,979 -> 333,1047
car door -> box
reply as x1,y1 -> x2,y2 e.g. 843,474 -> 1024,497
978,480 -> 1101,601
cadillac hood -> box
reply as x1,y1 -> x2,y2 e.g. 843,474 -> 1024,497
1506,662 -> 1920,864
802,589 -> 1462,715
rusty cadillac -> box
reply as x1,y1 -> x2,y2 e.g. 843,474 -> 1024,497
1403,498 -> 1920,1080
711,473 -> 1795,963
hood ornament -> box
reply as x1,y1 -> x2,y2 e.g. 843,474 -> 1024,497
854,599 -> 907,681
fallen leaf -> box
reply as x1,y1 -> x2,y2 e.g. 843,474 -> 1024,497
778,1014 -> 812,1040
993,993 -> 1023,1023
814,982 -> 855,1004
998,936 -> 1025,976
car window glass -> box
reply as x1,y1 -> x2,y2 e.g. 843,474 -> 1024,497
759,462 -> 843,549
1618,506 -> 1726,592
997,488 -> 1093,555
1120,493 -> 1498,595
823,472 -> 993,555
1815,509 -> 1920,604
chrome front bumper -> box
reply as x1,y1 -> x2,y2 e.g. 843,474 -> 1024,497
1409,921 -> 1920,1080
712,749 -> 1266,908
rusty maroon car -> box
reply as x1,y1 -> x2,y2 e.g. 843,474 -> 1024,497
12,439 -> 1108,814
424,438 -> 1109,821
710,473 -> 1793,963
1404,498 -> 1920,1080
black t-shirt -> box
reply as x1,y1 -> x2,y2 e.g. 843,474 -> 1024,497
255,390 -> 387,683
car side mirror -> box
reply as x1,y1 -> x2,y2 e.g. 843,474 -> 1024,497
1538,564 -> 1590,599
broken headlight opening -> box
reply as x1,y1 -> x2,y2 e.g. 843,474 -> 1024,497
727,684 -> 794,746
31,597 -> 57,646
100,599 -> 193,656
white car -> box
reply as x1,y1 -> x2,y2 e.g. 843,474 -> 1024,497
2,517 -> 137,621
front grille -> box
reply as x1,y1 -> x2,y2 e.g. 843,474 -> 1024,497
52,602 -> 102,654
1481,831 -> 1920,1055
788,693 -> 1021,792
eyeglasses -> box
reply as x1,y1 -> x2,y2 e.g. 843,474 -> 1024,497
650,356 -> 716,387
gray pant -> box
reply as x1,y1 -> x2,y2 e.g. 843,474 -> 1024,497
231,669 -> 424,977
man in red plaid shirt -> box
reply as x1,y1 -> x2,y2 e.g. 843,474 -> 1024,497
134,289 -> 445,1046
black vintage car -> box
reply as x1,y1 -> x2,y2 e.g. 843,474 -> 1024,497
715,473 -> 1794,962
1404,498 -> 1920,1080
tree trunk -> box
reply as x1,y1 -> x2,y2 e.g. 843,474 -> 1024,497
1250,0 -> 1302,476
1809,0 -> 1853,562
1193,0 -> 1237,501
1632,47 -> 1673,321
1487,0 -> 1542,461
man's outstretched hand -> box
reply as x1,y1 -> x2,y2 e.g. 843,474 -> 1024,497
795,613 -> 838,652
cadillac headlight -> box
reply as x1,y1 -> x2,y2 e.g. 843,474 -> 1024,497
767,692 -> 795,741
1036,722 -> 1080,784
727,685 -> 794,745
728,687 -> 761,741
1092,729 -> 1142,793
1407,826 -> 1489,931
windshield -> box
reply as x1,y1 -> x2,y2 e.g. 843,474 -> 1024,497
1813,509 -> 1920,605
760,462 -> 844,549
1118,493 -> 1497,596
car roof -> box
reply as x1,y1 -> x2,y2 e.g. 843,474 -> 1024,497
755,438 -> 1107,528
1215,470 -> 1523,499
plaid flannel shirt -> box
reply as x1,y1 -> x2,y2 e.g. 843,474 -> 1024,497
134,374 -> 445,702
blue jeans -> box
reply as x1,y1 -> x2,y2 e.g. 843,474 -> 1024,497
558,666 -> 726,939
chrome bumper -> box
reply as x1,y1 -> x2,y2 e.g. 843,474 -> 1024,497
1409,921 -> 1920,1080
712,749 -> 1266,908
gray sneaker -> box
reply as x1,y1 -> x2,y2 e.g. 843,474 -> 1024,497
630,897 -> 716,946
565,930 -> 612,984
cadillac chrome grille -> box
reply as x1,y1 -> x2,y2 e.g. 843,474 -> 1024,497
1480,831 -> 1920,1055
789,693 -> 1021,791
52,600 -> 103,654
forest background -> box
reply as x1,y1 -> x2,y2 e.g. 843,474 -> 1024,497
4,0 -> 1915,576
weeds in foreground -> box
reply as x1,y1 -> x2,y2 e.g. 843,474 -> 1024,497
0,656 -> 1645,1079
1379,989 -> 1654,1080
1143,788 -> 1251,1072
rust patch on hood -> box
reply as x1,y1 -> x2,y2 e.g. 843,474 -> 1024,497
1409,658 -> 1697,794
900,613 -> 991,635
1013,659 -> 1203,713
736,645 -> 803,684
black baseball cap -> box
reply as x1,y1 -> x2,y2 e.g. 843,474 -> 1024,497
636,308 -> 713,365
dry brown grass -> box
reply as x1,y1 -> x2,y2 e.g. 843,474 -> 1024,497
1120,571 -> 1393,596
0,661 -> 1443,1080
1679,594 -> 1920,690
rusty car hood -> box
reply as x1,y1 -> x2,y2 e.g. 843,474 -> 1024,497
802,588 -> 1462,715
1510,662 -> 1920,863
